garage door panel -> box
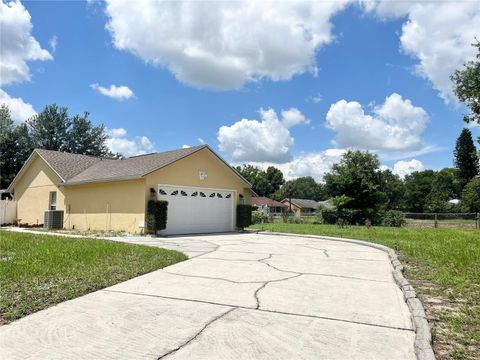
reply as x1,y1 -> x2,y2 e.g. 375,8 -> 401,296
157,185 -> 234,235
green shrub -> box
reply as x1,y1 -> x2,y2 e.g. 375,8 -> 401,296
236,204 -> 253,229
382,210 -> 406,227
252,210 -> 266,224
319,209 -> 337,224
146,200 -> 168,233
462,178 -> 480,212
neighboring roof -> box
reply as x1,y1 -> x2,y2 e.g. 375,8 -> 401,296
8,145 -> 253,191
251,197 -> 287,208
282,198 -> 319,209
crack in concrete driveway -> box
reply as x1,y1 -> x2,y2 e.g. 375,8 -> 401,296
0,232 -> 416,359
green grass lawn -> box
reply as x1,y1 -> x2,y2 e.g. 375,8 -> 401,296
250,223 -> 480,360
0,230 -> 187,324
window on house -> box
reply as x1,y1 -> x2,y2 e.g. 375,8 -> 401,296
49,191 -> 57,210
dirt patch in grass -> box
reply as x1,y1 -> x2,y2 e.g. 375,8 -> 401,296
404,259 -> 480,360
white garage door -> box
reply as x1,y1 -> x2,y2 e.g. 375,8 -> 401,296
157,184 -> 235,235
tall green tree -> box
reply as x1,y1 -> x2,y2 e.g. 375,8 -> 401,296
0,103 -> 115,189
235,164 -> 284,197
425,168 -> 462,212
273,176 -> 324,201
461,178 -> 480,212
454,128 -> 479,187
451,39 -> 480,132
27,104 -> 70,151
279,181 -> 297,214
324,151 -> 386,216
265,166 -> 285,194
65,113 -> 110,156
0,104 -> 12,128
0,106 -> 33,189
27,104 -> 113,157
379,169 -> 404,210
402,170 -> 436,212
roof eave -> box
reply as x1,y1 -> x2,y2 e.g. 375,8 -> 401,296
63,175 -> 143,186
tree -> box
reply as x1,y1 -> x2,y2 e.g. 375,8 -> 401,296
279,181 -> 297,215
265,166 -> 285,194
402,170 -> 436,212
27,104 -> 70,151
65,113 -> 110,156
454,128 -> 479,187
26,104 -> 113,157
324,151 -> 386,216
451,39 -> 480,130
0,106 -> 33,189
0,104 -> 12,129
235,164 -> 284,197
273,176 -> 324,202
424,168 -> 462,212
0,103 -> 115,189
461,178 -> 480,212
379,169 -> 404,210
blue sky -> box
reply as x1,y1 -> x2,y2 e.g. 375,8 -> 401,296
1,0 -> 479,180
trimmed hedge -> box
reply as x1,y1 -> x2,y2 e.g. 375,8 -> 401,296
146,200 -> 168,233
236,204 -> 253,229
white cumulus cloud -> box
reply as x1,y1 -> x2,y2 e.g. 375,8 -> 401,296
0,88 -> 36,123
392,159 -> 425,178
218,107 -> 310,163
0,0 -> 52,85
365,1 -> 480,103
326,93 -> 429,157
106,127 -> 155,157
281,108 -> 310,128
257,149 -> 346,182
104,0 -> 349,90
90,83 -> 135,100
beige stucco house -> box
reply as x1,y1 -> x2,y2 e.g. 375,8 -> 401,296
7,145 -> 254,235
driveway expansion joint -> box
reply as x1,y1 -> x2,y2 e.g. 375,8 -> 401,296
259,231 -> 435,360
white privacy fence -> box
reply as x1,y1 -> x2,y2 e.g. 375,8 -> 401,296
0,200 -> 16,225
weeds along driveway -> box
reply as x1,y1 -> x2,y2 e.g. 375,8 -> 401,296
0,232 -> 416,359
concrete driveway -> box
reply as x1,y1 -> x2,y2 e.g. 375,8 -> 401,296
0,232 -> 415,359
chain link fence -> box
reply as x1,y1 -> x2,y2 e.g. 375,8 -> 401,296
404,212 -> 479,229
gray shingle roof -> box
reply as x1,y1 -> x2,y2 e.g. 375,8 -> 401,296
251,197 -> 287,207
35,149 -> 101,181
287,198 -> 319,209
8,145 -> 251,191
64,145 -> 205,184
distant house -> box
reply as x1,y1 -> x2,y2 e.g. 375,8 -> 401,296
281,198 -> 319,217
317,200 -> 336,211
251,197 -> 287,217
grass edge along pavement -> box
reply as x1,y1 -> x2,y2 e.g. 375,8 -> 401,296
0,229 -> 187,324
250,223 -> 480,360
